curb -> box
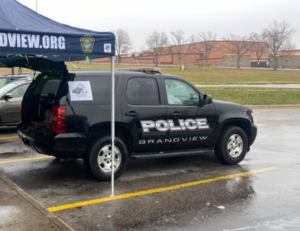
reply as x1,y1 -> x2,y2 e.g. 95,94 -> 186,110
0,172 -> 74,231
246,104 -> 300,109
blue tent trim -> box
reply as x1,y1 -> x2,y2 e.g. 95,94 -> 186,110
0,0 -> 115,61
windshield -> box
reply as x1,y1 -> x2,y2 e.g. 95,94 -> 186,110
0,82 -> 20,97
0,79 -> 6,89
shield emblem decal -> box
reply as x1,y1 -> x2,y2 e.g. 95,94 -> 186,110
80,35 -> 95,53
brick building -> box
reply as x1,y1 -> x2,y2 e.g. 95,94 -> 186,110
94,40 -> 270,68
270,50 -> 300,69
158,41 -> 270,68
281,49 -> 300,56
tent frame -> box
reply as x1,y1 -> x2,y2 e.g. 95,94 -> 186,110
110,57 -> 115,197
0,0 -> 117,197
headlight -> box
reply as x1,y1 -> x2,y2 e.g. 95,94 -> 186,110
244,109 -> 254,122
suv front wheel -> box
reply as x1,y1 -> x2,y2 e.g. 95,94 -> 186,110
85,136 -> 128,181
214,126 -> 248,165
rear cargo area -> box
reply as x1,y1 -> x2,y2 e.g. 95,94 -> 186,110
18,73 -> 67,154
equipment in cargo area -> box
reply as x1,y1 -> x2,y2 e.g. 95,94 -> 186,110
0,0 -> 117,196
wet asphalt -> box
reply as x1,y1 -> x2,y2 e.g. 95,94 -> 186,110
0,109 -> 300,231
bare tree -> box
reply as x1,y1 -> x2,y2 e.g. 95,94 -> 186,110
263,20 -> 295,70
281,41 -> 296,56
115,29 -> 133,64
190,31 -> 219,63
250,33 -> 269,67
146,31 -> 168,66
223,34 -> 254,69
170,30 -> 192,70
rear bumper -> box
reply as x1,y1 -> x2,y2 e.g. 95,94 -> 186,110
249,124 -> 257,146
52,133 -> 87,158
18,130 -> 34,144
18,130 -> 87,158
18,130 -> 51,154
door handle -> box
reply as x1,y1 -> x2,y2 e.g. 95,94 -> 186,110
170,111 -> 182,117
125,111 -> 139,117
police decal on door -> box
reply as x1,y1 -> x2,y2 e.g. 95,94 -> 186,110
141,118 -> 209,133
139,118 -> 209,145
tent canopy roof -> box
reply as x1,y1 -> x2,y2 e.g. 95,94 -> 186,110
0,0 -> 115,61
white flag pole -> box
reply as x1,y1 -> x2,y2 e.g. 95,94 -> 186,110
111,56 -> 115,197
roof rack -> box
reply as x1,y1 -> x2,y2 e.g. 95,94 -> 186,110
117,68 -> 162,75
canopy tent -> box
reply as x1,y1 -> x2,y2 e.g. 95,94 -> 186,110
0,0 -> 115,60
0,0 -> 117,195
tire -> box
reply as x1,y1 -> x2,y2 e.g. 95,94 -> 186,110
84,136 -> 128,181
214,126 -> 248,165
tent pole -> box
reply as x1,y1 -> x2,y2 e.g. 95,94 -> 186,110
111,57 -> 115,197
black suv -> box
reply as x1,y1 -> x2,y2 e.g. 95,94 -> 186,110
11,58 -> 257,181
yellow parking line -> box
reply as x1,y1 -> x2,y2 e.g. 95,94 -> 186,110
48,166 -> 278,212
0,136 -> 18,140
0,156 -> 54,165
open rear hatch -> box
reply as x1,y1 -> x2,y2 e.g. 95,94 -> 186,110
0,56 -> 67,71
0,57 -> 70,154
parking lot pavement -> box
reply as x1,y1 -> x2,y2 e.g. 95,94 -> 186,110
0,172 -> 73,231
0,128 -> 18,141
0,109 -> 300,231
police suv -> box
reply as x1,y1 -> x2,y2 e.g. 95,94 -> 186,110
3,57 -> 257,181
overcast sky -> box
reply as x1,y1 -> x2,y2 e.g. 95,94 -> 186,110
19,0 -> 300,52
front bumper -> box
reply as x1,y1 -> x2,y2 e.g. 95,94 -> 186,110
249,124 -> 257,146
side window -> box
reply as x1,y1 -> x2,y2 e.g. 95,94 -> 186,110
10,84 -> 29,98
126,78 -> 160,105
71,76 -> 117,105
0,79 -> 6,88
165,79 -> 199,106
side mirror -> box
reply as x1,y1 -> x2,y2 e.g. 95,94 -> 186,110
4,93 -> 12,101
203,94 -> 213,105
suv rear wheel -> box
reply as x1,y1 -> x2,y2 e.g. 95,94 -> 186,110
214,126 -> 248,165
85,136 -> 128,181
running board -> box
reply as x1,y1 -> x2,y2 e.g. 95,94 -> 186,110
131,148 -> 214,159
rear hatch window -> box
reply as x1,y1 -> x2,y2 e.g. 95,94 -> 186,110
34,78 -> 61,98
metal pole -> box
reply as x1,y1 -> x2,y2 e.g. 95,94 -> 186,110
36,0 -> 38,12
111,57 -> 115,197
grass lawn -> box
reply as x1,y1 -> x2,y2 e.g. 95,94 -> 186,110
1,63 -> 300,105
65,63 -> 300,85
202,87 -> 300,105
1,63 -> 300,85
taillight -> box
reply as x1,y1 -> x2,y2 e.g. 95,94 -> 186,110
52,106 -> 67,134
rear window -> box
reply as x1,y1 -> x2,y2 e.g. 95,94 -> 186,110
33,79 -> 61,96
70,76 -> 117,105
126,77 -> 160,105
41,80 -> 60,96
